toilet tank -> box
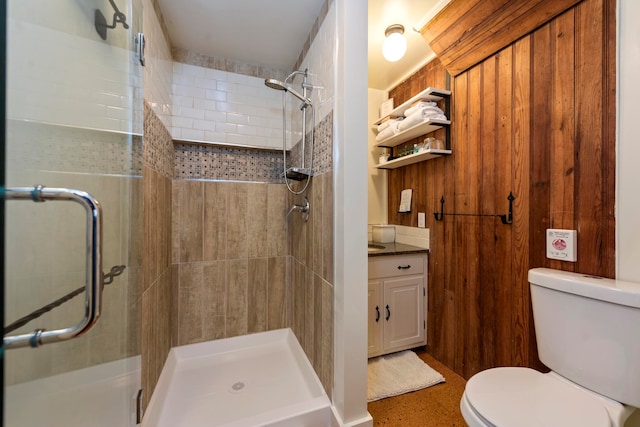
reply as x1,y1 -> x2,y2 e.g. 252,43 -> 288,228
529,268 -> 640,408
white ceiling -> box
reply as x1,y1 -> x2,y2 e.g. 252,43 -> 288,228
368,0 -> 448,90
157,0 -> 449,91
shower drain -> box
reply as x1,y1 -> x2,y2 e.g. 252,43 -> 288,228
229,381 -> 247,394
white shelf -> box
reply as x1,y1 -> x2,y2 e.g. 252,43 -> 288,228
375,149 -> 452,169
374,118 -> 451,148
373,87 -> 451,126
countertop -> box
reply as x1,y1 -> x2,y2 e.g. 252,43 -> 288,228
367,241 -> 429,257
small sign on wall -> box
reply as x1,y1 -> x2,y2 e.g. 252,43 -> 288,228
546,229 -> 577,262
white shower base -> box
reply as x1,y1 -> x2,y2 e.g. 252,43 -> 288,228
5,356 -> 141,427
143,328 -> 331,427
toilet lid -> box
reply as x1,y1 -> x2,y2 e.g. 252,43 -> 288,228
466,367 -> 611,427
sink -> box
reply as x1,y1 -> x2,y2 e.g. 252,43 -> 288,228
368,244 -> 385,253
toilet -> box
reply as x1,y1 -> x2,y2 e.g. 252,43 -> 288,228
460,268 -> 640,427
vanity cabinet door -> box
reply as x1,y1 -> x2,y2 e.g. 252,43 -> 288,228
382,275 -> 425,353
368,279 -> 384,357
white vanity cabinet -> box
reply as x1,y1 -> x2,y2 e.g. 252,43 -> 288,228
368,254 -> 427,358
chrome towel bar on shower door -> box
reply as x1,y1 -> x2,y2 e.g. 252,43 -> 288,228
2,186 -> 103,349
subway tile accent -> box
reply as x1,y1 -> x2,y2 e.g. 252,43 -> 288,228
171,62 -> 285,149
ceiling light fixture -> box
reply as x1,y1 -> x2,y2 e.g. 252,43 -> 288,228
382,24 -> 407,62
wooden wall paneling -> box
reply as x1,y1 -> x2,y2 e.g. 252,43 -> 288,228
463,65 -> 483,377
383,0 -> 614,379
549,12 -> 577,272
575,0 -> 610,277
442,121 -> 457,369
479,56 -> 497,371
602,0 -> 616,276
452,71 -> 471,375
511,37 -> 533,368
529,24 -> 553,272
428,157 -> 446,361
425,157 -> 437,354
421,0 -> 582,76
438,63 -> 456,368
494,46 -> 515,368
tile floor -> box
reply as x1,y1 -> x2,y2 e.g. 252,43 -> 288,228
368,350 -> 467,426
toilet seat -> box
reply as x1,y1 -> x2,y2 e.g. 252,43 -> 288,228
463,367 -> 612,427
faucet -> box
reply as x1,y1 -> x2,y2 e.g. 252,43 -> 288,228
287,197 -> 310,222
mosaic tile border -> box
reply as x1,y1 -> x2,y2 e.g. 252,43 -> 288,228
173,143 -> 285,183
174,110 -> 332,182
144,101 -> 175,179
289,111 -> 333,176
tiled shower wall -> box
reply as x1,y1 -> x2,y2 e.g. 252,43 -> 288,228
170,110 -> 334,395
141,101 -> 174,408
172,181 -> 290,342
171,62 -> 286,149
140,0 -> 336,405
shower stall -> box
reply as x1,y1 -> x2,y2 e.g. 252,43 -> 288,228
3,0 -> 143,425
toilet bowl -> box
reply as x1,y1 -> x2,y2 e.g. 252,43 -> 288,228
460,368 -> 635,427
460,268 -> 640,427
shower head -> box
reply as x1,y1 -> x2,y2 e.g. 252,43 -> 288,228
264,78 -> 312,106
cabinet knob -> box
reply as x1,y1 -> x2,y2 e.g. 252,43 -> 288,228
385,304 -> 391,321
397,265 -> 411,270
375,306 -> 380,322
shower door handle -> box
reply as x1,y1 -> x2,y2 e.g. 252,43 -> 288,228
2,186 -> 103,349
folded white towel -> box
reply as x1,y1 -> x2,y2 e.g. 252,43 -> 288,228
375,119 -> 402,141
377,120 -> 391,133
398,109 -> 447,132
376,126 -> 394,141
404,101 -> 437,117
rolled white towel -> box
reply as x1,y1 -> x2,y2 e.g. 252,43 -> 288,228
398,109 -> 447,132
377,120 -> 391,133
375,126 -> 395,141
375,118 -> 403,141
404,101 -> 437,117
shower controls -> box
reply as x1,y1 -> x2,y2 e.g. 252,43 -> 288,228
265,69 -> 319,195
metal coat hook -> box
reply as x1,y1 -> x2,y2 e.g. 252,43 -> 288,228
434,192 -> 515,225
95,0 -> 129,40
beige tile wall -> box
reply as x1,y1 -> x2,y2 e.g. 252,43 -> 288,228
170,174 -> 334,396
172,180 -> 291,343
288,172 -> 334,394
141,102 -> 174,409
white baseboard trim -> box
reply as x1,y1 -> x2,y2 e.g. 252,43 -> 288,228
330,406 -> 373,427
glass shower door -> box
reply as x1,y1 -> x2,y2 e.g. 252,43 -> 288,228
3,0 -> 142,425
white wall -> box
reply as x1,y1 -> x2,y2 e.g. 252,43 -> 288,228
367,88 -> 389,226
617,0 -> 640,282
332,0 -> 372,425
